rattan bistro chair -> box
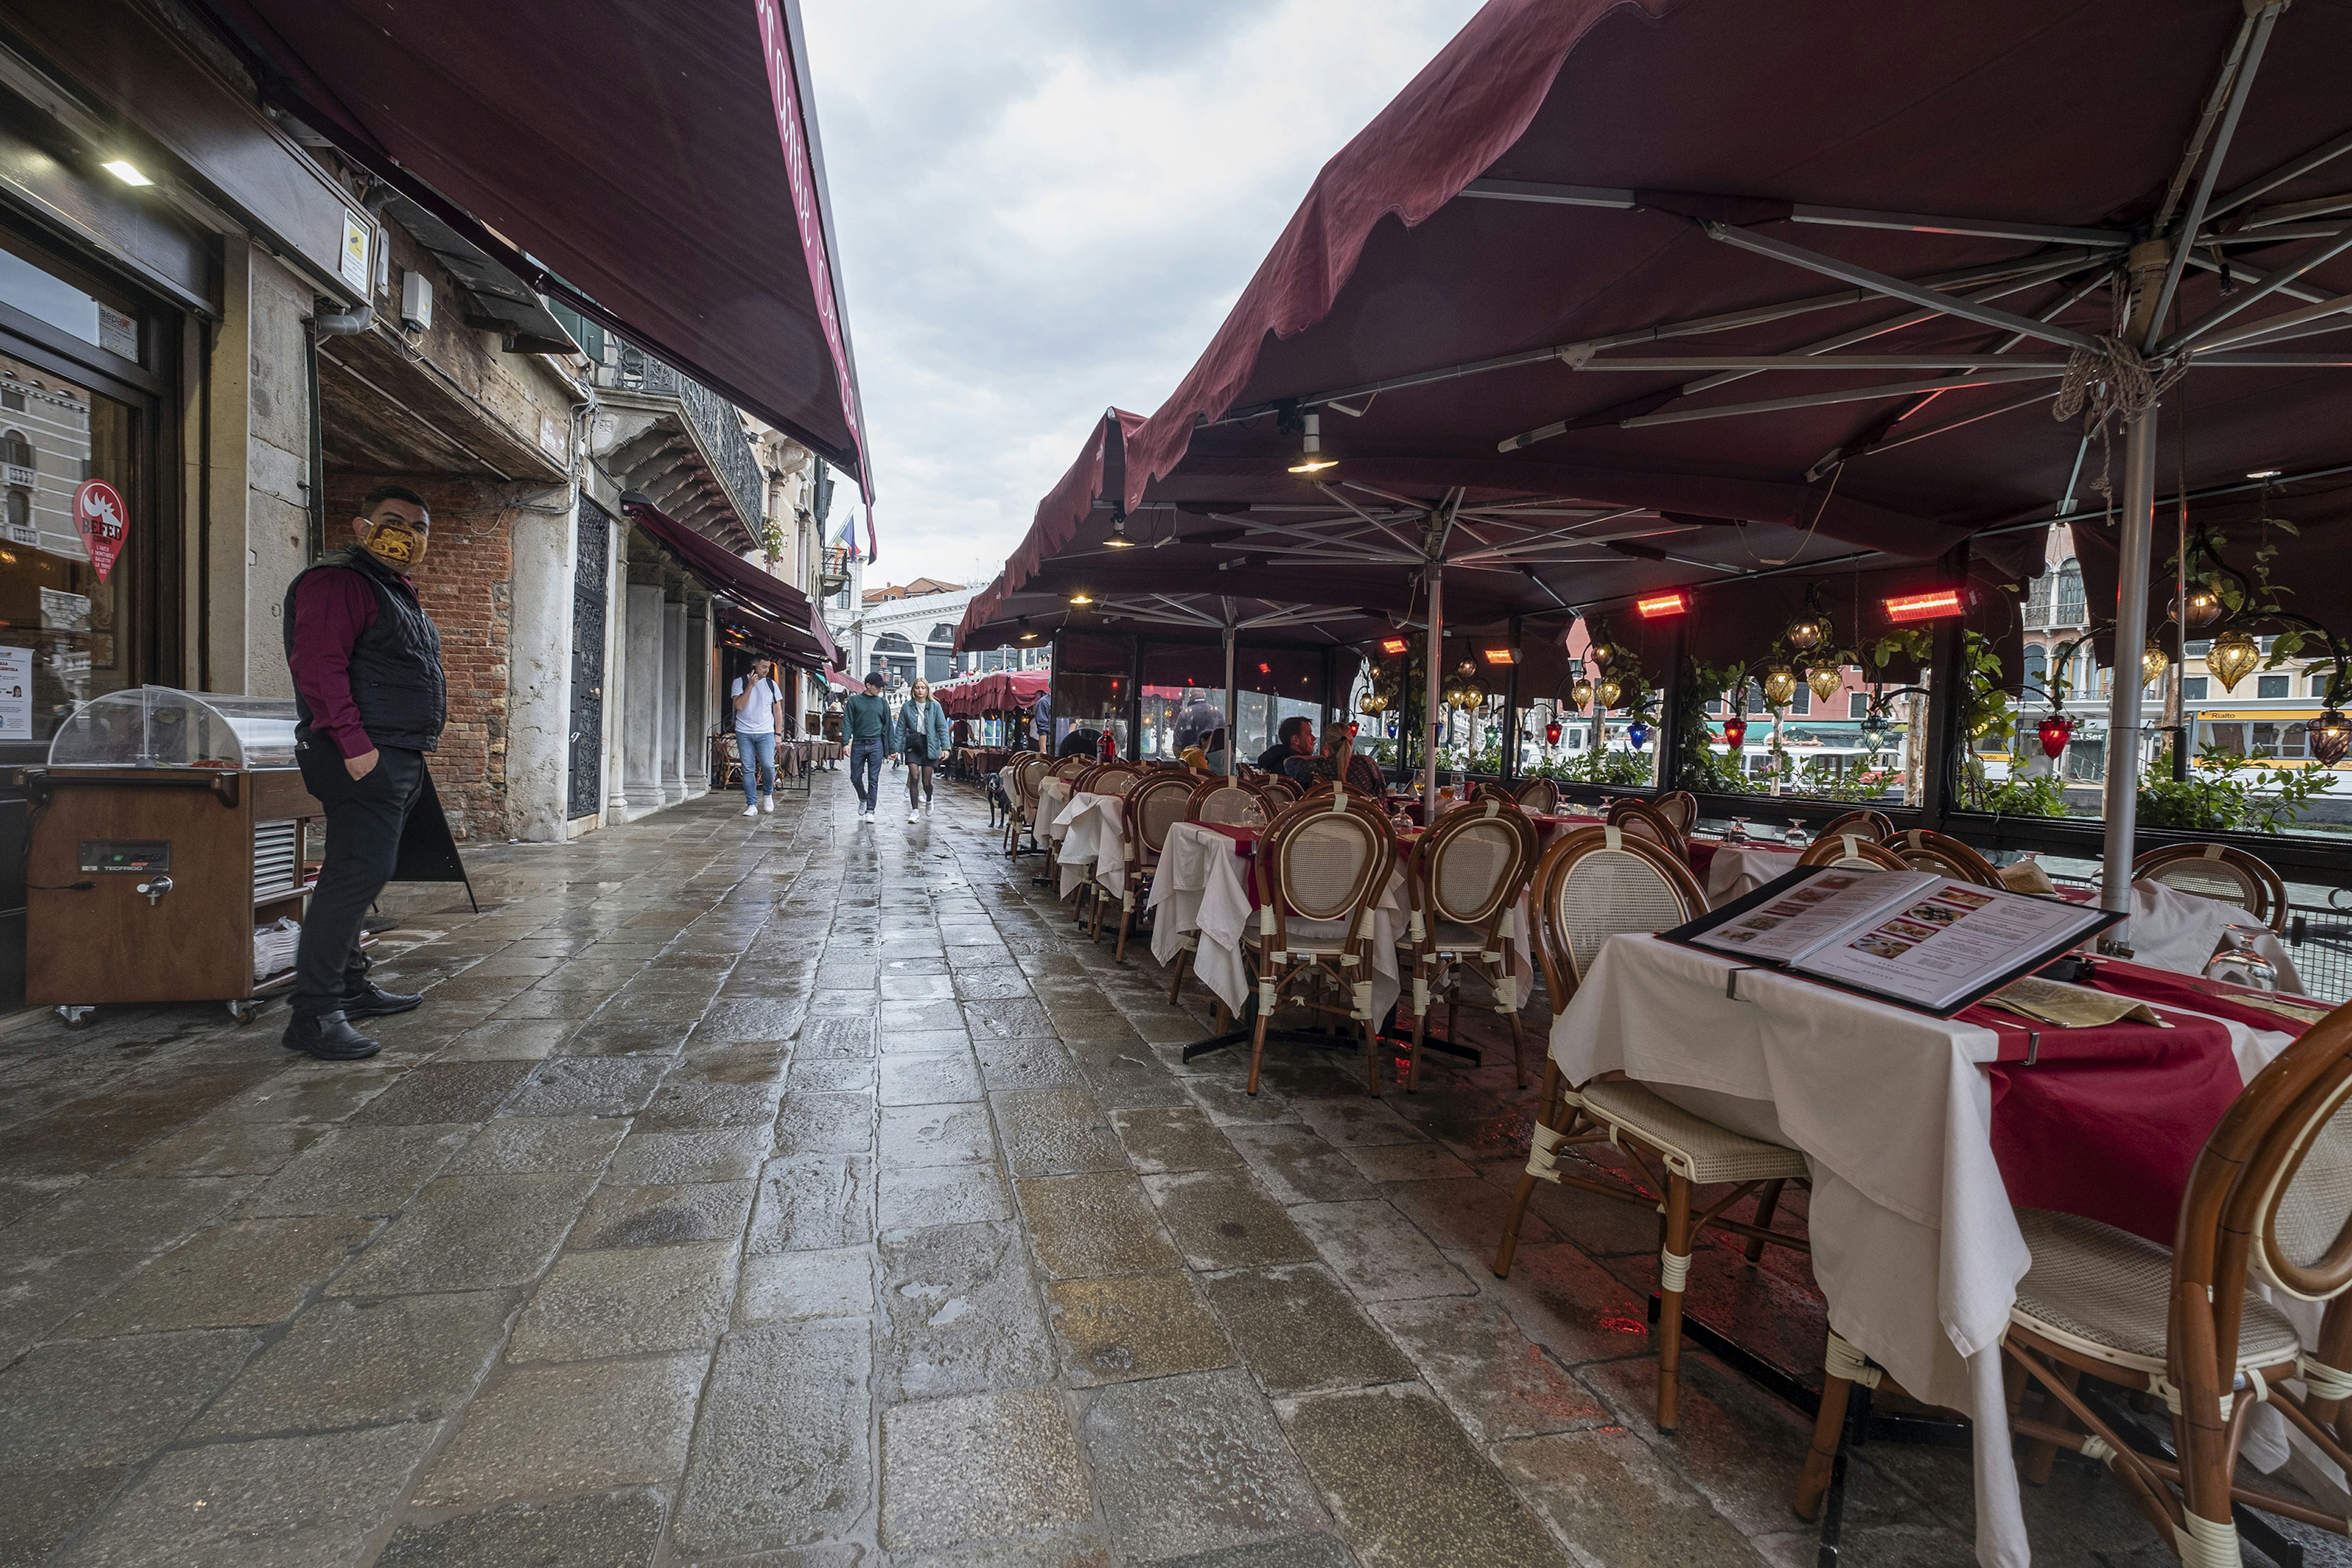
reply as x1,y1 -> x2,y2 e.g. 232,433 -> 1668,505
1241,793 -> 1397,1097
1494,825 -> 1811,1431
1818,807 -> 1896,842
1005,753 -> 1049,856
1796,1000 -> 2352,1564
1161,778 -> 1275,1005
1890,829 -> 2003,886
1260,772 -> 1304,804
1607,797 -> 1687,860
1400,796 -> 1539,1091
1653,790 -> 1699,835
1079,764 -> 1147,938
1513,777 -> 1561,815
1795,834 -> 1909,872
1112,772 -> 1194,962
2135,842 -> 2290,933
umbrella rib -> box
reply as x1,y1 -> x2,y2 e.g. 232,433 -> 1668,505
2209,126 -> 2352,222
1314,483 -> 1425,556
2143,3 -> 2283,349
1458,178 -> 2127,247
1701,224 -> 2099,350
1602,368 -> 2062,432
1206,513 -> 1419,563
2158,224 -> 2352,353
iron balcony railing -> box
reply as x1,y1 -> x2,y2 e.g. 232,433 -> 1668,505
601,347 -> 765,538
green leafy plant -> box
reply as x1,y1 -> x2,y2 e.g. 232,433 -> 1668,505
1792,756 -> 1898,804
1673,658 -> 1755,795
2138,748 -> 2330,833
1964,773 -> 2071,818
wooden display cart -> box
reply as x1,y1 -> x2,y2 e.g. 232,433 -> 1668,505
25,688 -> 328,1026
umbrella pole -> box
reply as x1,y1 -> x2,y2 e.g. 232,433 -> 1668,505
1223,616 -> 1237,778
2099,407 -> 2160,933
1423,564 -> 1444,816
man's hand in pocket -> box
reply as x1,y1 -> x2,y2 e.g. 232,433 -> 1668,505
345,748 -> 380,782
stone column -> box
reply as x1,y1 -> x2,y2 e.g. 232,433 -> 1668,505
683,592 -> 711,799
660,575 -> 687,805
506,492 -> 575,841
605,524 -> 632,819
623,554 -> 667,815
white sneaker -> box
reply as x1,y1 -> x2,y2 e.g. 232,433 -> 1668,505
741,804 -> 760,818
908,807 -> 921,823
760,796 -> 775,815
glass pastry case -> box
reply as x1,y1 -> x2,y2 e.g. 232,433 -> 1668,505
26,687 -> 324,1023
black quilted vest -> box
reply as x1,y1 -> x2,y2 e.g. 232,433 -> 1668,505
282,547 -> 447,753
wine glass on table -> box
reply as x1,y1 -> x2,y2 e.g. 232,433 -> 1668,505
1785,818 -> 1809,849
1725,816 -> 1750,845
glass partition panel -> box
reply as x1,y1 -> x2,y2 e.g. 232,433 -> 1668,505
1047,631 -> 1129,760
1139,641 -> 1223,763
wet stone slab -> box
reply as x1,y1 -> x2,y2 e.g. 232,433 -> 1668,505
1368,1293 -> 1610,1443
375,1491 -> 668,1568
237,1124 -> 467,1216
736,1246 -> 875,1325
875,1219 -> 1054,1403
1144,1170 -> 1319,1271
416,1353 -> 706,1509
879,1387 -> 1092,1553
506,1242 -> 738,1361
1491,1425 -> 1776,1568
1286,1200 -> 1472,1302
1014,1173 -> 1184,1280
673,1318 -> 873,1558
975,1036 -> 1086,1090
878,1052 -> 984,1106
571,1180 -> 756,1250
748,1156 -> 876,1253
330,1174 -> 597,1295
502,1056 -> 672,1118
605,1126 -> 772,1185
877,1161 -> 1014,1235
880,1102 -> 997,1167
1044,1271 -> 1233,1386
1198,1264 -> 1416,1396
992,1088 -> 1128,1177
66,1215 -> 377,1335
1082,1367 -> 1329,1560
348,1060 -> 535,1124
443,1115 -> 630,1175
191,1291 -> 511,1437
1110,1105 -> 1243,1173
1223,1126 -> 1380,1205
0,1328 -> 257,1469
775,1092 -> 878,1156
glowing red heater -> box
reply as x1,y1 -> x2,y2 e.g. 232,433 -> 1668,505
1884,589 -> 1965,623
1635,590 -> 1689,619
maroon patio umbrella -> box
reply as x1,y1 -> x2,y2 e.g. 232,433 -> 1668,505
972,0 -> 2352,873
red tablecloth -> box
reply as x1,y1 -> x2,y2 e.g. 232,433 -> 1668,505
1962,965 -> 2317,1245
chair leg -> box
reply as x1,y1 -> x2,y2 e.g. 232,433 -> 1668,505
1167,946 -> 1189,1004
1743,1179 -> 1785,1265
1493,1058 -> 1561,1280
1406,997 -> 1427,1094
1507,1008 -> 1526,1089
1245,1006 -> 1272,1096
1114,900 -> 1134,963
1793,1371 -> 1856,1521
1655,1172 -> 1693,1431
1363,1016 -> 1382,1096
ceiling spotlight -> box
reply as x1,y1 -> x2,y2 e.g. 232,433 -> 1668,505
1017,617 -> 1038,642
101,159 -> 153,187
1104,509 -> 1135,548
1286,412 -> 1336,475
2247,469 -> 2284,481
1068,592 -> 1093,606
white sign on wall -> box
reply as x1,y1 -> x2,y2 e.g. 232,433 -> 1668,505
0,646 -> 31,740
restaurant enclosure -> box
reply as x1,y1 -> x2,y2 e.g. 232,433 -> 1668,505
0,0 -> 857,1005
961,0 -> 2352,924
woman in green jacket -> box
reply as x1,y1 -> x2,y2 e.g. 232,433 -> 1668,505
894,679 -> 952,822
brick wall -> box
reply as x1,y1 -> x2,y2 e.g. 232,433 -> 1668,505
323,477 -> 515,841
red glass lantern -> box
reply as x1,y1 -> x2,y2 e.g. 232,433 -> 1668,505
1544,720 -> 1562,746
1348,721 -> 1360,738
1722,717 -> 1747,750
2036,713 -> 2073,760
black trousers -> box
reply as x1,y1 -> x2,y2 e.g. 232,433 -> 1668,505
293,744 -> 426,1014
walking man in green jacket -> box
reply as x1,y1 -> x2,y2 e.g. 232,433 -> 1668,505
842,671 -> 895,824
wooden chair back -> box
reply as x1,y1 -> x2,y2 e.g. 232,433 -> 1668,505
1653,790 -> 1699,834
1891,829 -> 2002,886
1410,795 -> 1538,935
1189,776 -> 1269,827
1530,825 -> 1707,1009
1256,793 -> 1396,953
1049,755 -> 1091,782
1127,774 -> 1194,858
1260,772 -> 1303,803
1607,798 -> 1686,859
1513,777 -> 1561,815
1819,808 -> 1896,843
1795,834 -> 1909,872
1091,763 -> 1144,799
2133,843 -> 2288,933
1012,753 -> 1049,815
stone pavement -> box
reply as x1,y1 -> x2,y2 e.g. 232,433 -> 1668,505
0,775 -> 2337,1566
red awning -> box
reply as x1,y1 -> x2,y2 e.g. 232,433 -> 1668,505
198,0 -> 872,492
934,670 -> 1047,717
625,499 -> 839,670
975,0 -> 2352,636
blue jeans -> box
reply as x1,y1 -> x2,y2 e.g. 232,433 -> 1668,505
737,731 -> 777,805
849,737 -> 886,812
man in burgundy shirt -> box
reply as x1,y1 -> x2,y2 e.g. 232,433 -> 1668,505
279,485 -> 447,1059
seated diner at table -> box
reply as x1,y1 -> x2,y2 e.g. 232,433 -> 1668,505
1285,721 -> 1386,795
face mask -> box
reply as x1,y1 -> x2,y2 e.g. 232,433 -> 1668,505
363,518 -> 428,569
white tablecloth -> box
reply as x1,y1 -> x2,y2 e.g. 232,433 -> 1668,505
1052,791 -> 1128,899
1037,777 -> 1076,846
1146,821 -> 1409,1021
1700,841 -> 1803,905
1548,933 -> 2291,1568
2122,878 -> 2305,993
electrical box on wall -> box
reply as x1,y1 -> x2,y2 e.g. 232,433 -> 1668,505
400,270 -> 434,331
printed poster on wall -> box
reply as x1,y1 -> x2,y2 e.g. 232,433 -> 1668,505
73,480 -> 126,584
0,646 -> 30,740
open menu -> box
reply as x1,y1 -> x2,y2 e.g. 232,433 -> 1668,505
1665,866 -> 2121,1016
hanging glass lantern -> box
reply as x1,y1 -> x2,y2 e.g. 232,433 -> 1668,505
1806,665 -> 1844,704
2141,642 -> 2170,687
2312,709 -> 2352,767
2174,584 -> 2225,633
1762,663 -> 1798,707
1722,715 -> 1748,750
1587,639 -> 1615,671
1544,718 -> 1562,747
2037,712 -> 2074,760
1358,685 -> 1389,715
1568,676 -> 1595,709
1593,675 -> 1622,710
1348,720 -> 1360,738
1858,709 -> 1891,752
1626,718 -> 1652,748
1784,590 -> 1834,655
2207,628 -> 2261,693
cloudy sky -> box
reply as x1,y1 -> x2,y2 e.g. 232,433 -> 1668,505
800,0 -> 1485,592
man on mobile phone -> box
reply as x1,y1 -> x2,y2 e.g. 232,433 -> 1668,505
279,485 -> 445,1061
731,658 -> 785,817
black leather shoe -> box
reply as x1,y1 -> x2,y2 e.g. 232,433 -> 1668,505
282,1009 -> 381,1060
337,980 -> 423,1019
